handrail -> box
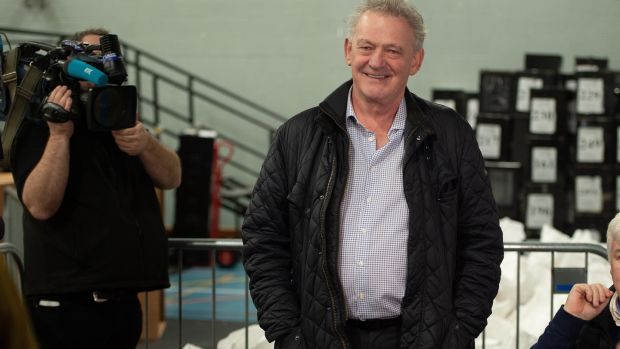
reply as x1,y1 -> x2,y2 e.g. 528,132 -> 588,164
504,241 -> 608,259
168,237 -> 243,249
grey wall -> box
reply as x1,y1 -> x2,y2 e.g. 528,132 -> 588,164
2,0 -> 620,228
3,0 -> 619,112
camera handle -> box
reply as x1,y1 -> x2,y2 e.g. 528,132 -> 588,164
42,101 -> 73,123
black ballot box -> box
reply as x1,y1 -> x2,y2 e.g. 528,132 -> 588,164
522,184 -> 566,238
476,113 -> 512,161
575,72 -> 618,116
432,89 -> 467,117
174,130 -> 217,239
575,117 -> 616,165
514,71 -> 560,115
572,165 -> 615,220
525,53 -> 563,73
479,71 -> 515,114
527,138 -> 568,188
528,89 -> 570,138
486,161 -> 522,220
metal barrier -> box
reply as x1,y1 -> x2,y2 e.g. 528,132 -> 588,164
162,238 -> 248,349
155,239 -> 610,349
0,241 -> 25,296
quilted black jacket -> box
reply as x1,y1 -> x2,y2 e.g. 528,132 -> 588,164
243,80 -> 504,349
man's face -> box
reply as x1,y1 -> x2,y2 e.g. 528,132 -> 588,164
78,34 -> 101,92
611,240 -> 620,294
344,10 -> 424,108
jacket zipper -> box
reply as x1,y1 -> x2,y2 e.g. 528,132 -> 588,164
319,137 -> 348,349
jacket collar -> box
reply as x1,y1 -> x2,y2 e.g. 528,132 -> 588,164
317,80 -> 435,138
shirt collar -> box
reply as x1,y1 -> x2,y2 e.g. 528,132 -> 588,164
346,87 -> 407,131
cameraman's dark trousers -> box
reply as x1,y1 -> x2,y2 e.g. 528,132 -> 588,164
26,291 -> 141,349
344,316 -> 401,349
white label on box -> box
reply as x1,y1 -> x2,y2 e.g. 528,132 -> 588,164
577,78 -> 604,114
577,126 -> 604,163
434,99 -> 456,111
526,193 -> 554,229
616,176 -> 620,211
516,77 -> 544,112
476,124 -> 502,159
531,147 -> 557,183
575,176 -> 603,213
530,98 -> 557,134
466,98 -> 479,129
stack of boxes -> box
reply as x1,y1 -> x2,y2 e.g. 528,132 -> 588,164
432,54 -> 620,238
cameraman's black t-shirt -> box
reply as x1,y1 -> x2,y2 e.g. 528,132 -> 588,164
11,116 -> 169,296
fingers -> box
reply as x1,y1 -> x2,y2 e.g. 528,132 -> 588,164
48,85 -> 73,111
577,283 -> 612,307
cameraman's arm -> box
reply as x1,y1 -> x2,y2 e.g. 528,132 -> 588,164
111,122 -> 181,189
21,86 -> 74,220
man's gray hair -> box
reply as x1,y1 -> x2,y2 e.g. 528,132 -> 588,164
607,211 -> 620,260
347,0 -> 426,51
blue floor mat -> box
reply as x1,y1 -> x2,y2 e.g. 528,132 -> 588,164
165,262 -> 258,322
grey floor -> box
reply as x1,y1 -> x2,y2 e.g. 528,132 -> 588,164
137,319 -> 252,349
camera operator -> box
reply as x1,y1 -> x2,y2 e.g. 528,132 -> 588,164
10,28 -> 181,349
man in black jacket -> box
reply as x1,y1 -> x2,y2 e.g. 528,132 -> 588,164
11,28 -> 181,349
532,212 -> 620,349
242,1 -> 503,348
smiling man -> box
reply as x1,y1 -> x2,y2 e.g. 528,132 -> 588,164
242,1 -> 504,348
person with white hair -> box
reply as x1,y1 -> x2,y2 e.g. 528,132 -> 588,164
531,212 -> 620,348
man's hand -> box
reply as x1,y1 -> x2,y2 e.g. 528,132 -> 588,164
46,85 -> 74,139
564,283 -> 612,321
111,121 -> 152,156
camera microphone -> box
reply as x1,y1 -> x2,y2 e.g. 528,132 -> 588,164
63,59 -> 108,87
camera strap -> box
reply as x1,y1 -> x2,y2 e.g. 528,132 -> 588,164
1,47 -> 19,109
0,51 -> 43,168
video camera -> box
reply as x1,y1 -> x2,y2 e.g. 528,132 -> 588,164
2,34 -> 136,132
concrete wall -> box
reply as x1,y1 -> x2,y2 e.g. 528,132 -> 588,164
2,0 -> 620,228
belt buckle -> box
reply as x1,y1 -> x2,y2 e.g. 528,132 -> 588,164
92,292 -> 108,303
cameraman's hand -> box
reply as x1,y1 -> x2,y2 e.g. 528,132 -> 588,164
111,121 -> 151,156
46,86 -> 74,139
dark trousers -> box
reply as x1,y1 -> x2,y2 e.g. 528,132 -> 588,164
345,317 -> 401,349
26,293 -> 142,349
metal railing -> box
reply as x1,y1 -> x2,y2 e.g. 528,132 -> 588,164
161,238 -> 248,349
154,239 -> 609,349
0,241 -> 25,295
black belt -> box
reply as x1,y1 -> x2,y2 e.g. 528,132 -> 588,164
346,316 -> 402,330
33,290 -> 137,304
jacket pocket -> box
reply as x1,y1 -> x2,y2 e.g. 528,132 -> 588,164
275,327 -> 303,349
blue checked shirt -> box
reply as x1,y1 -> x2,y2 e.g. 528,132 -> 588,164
338,89 -> 409,321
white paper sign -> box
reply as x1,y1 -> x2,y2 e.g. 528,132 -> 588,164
435,99 -> 456,111
526,193 -> 554,229
575,176 -> 603,213
476,124 -> 502,159
577,78 -> 604,114
577,126 -> 604,163
466,98 -> 479,129
516,77 -> 544,112
529,98 -> 557,134
531,147 -> 557,183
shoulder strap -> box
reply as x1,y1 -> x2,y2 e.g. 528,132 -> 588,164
1,47 -> 20,105
1,63 -> 43,169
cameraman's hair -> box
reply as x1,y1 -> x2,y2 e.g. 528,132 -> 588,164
71,28 -> 110,42
347,0 -> 426,51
